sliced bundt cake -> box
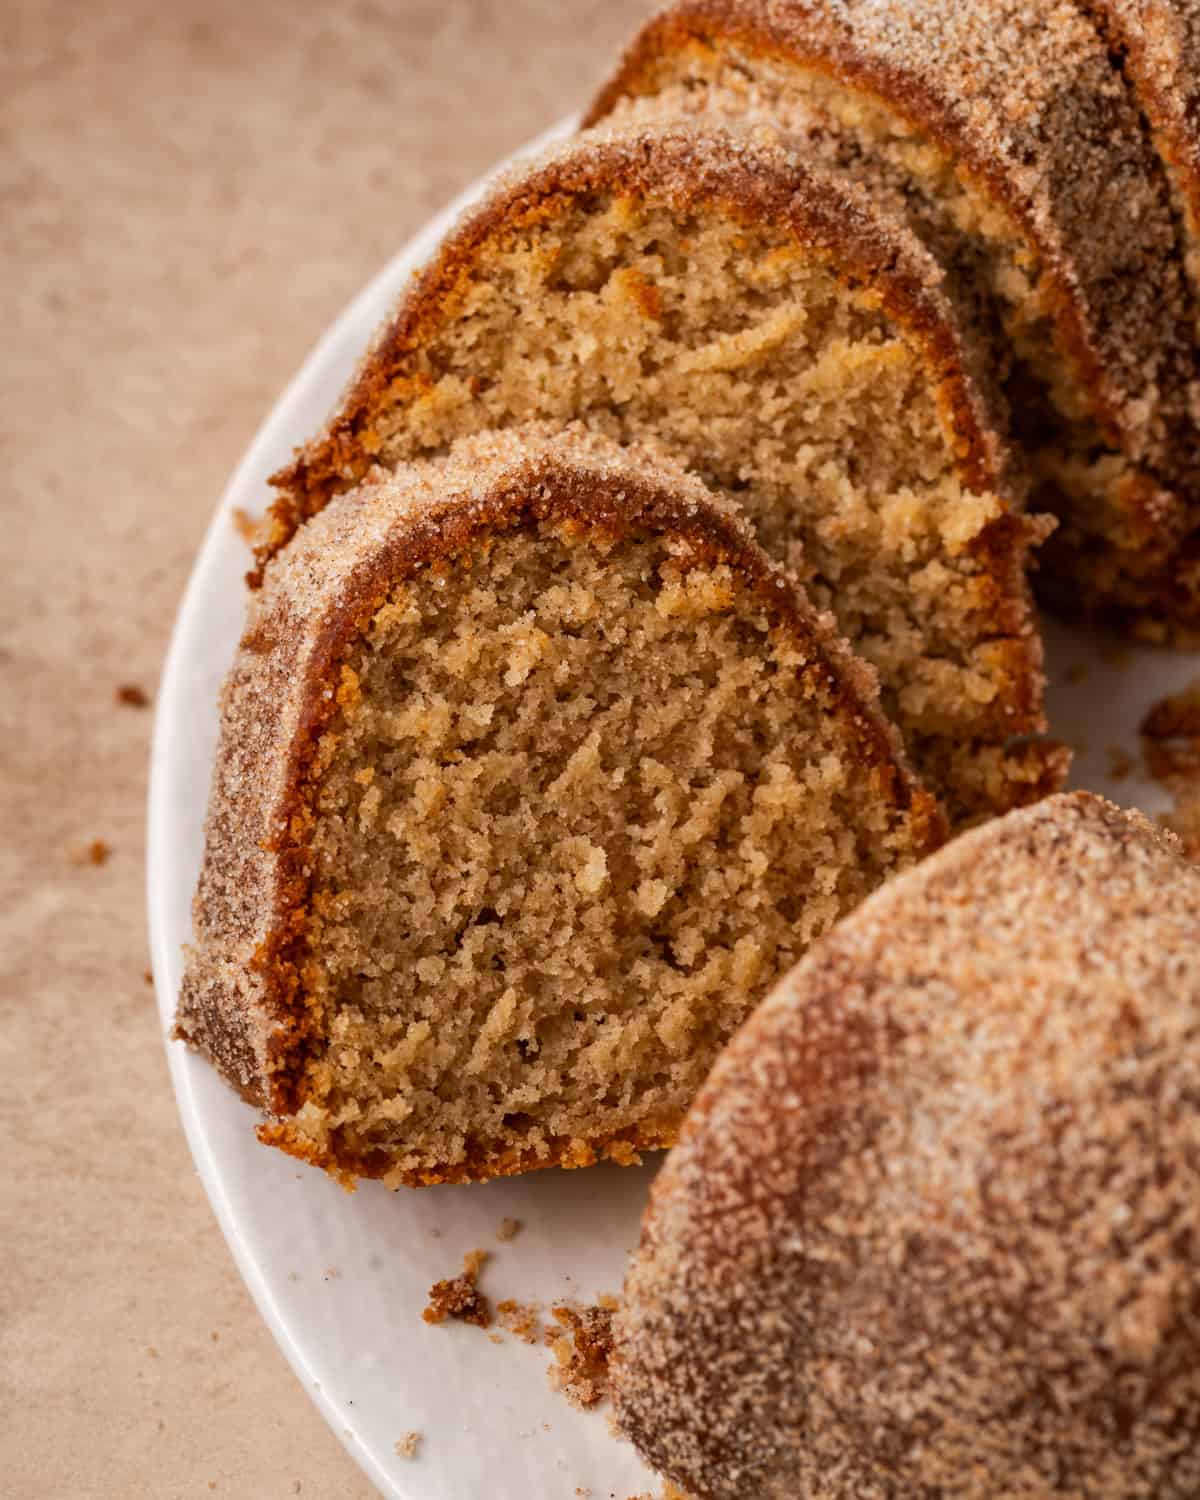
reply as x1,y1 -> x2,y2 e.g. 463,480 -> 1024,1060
264,122 -> 1062,827
177,427 -> 942,1187
613,792 -> 1200,1499
585,0 -> 1200,637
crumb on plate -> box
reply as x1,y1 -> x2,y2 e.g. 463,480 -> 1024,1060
422,1249 -> 491,1328
547,1303 -> 615,1409
394,1431 -> 421,1460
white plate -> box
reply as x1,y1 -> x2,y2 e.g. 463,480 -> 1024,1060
147,116 -> 1200,1500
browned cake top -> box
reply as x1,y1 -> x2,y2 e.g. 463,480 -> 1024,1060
586,0 -> 1197,485
179,423 -> 939,1126
264,117 -> 1017,572
613,791 -> 1200,1499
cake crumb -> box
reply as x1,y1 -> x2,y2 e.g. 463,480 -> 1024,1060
497,1216 -> 523,1243
394,1431 -> 422,1460
115,682 -> 150,708
68,838 -> 111,866
497,1298 -> 543,1345
422,1249 -> 492,1328
546,1303 -> 615,1409
231,507 -> 265,545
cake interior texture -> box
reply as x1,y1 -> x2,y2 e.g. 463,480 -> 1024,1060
347,191 -> 1044,824
598,47 -> 1194,625
284,522 -> 923,1184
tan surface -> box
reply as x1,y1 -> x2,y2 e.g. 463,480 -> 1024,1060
0,3 -> 647,1496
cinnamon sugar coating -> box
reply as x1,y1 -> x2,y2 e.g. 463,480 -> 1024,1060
613,792 -> 1200,1499
1081,0 -> 1200,312
176,426 -> 941,1186
586,0 -> 1200,634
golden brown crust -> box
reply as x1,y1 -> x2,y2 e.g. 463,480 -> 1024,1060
177,427 -> 943,1185
613,791 -> 1200,1499
259,1112 -> 682,1189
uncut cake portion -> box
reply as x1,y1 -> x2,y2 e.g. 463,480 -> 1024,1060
177,427 -> 942,1188
585,0 -> 1200,637
264,122 -> 1061,827
613,792 -> 1200,1500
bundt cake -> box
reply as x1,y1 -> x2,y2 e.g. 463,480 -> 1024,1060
177,426 -> 942,1187
264,122 -> 1062,827
612,791 -> 1200,1500
585,0 -> 1200,637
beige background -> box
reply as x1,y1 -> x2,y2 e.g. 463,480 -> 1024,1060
2,3 -> 647,1495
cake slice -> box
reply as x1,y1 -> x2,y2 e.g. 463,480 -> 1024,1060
585,0 -> 1200,637
264,122 -> 1062,827
177,427 -> 942,1187
1079,0 -> 1200,323
613,792 -> 1200,1498
1076,0 -> 1200,628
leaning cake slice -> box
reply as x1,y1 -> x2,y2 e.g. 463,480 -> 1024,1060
585,0 -> 1200,636
1079,0 -> 1200,324
265,122 -> 1061,827
177,427 -> 942,1187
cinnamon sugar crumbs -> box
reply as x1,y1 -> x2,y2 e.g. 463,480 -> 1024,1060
496,1298 -> 543,1345
434,1276 -> 618,1411
546,1303 -> 616,1409
115,682 -> 149,708
422,1249 -> 491,1328
68,838 -> 111,866
231,507 -> 266,545
496,1216 -> 523,1243
393,1431 -> 421,1460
